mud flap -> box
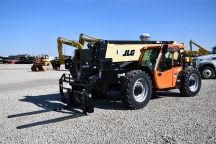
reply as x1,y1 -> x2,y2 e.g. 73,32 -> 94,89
31,63 -> 44,71
51,60 -> 61,70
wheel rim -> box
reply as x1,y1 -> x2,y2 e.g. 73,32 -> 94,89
203,69 -> 212,78
133,78 -> 148,102
189,73 -> 199,92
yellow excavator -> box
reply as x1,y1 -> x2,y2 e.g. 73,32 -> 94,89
51,33 -> 101,70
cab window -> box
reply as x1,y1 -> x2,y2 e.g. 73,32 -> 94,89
158,47 -> 172,71
141,48 -> 160,71
174,46 -> 181,66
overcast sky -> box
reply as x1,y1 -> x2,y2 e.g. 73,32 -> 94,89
0,0 -> 215,57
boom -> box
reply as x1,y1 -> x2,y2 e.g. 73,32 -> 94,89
57,37 -> 83,64
57,33 -> 101,64
79,33 -> 101,46
189,39 -> 211,56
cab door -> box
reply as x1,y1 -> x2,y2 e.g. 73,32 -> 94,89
172,46 -> 183,86
154,45 -> 174,89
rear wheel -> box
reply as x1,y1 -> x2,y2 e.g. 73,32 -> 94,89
120,70 -> 152,109
179,68 -> 201,97
200,67 -> 214,79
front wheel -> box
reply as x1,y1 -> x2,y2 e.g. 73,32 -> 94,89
120,70 -> 152,109
200,67 -> 214,79
179,68 -> 201,97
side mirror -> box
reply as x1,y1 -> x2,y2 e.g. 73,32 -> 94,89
162,45 -> 168,53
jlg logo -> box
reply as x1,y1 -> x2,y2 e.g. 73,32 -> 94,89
123,50 -> 135,56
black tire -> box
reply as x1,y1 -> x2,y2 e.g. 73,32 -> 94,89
120,70 -> 152,109
200,67 -> 214,79
179,68 -> 201,97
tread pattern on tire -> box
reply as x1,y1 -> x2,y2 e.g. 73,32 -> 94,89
179,67 -> 201,97
120,70 -> 152,109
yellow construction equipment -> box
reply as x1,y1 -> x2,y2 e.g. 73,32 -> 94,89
51,33 -> 101,70
39,54 -> 51,66
31,55 -> 50,72
182,40 -> 211,66
189,39 -> 211,56
31,63 -> 44,71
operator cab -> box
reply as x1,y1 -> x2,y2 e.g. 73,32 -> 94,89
139,43 -> 183,89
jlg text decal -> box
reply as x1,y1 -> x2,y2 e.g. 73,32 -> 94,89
123,50 -> 135,56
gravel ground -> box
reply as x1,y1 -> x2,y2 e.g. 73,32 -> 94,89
0,64 -> 215,143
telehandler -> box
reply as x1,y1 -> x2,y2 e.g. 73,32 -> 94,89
59,40 -> 202,113
8,40 -> 202,129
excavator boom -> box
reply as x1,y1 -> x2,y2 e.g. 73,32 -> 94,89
79,33 -> 101,46
57,37 -> 84,64
51,33 -> 101,70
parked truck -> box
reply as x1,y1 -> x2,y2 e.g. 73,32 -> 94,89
192,45 -> 216,79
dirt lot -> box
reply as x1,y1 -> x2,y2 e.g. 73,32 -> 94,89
0,64 -> 215,143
